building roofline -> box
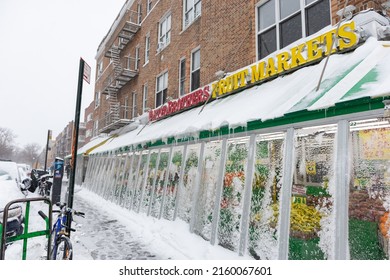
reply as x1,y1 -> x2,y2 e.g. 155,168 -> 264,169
95,0 -> 135,60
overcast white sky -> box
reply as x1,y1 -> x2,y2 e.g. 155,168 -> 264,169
0,0 -> 126,149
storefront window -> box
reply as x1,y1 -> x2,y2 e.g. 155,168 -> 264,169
112,154 -> 127,203
218,137 -> 249,251
150,149 -> 170,218
101,157 -> 115,200
177,144 -> 201,223
140,150 -> 159,214
118,153 -> 134,207
349,120 -> 390,260
163,147 -> 184,220
248,133 -> 285,259
289,124 -> 337,260
193,141 -> 223,240
131,152 -> 149,211
124,152 -> 140,209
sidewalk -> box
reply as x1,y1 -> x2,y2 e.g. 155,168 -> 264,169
60,180 -> 162,260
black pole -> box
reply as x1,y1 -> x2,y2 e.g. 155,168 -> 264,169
68,58 -> 85,211
44,129 -> 51,172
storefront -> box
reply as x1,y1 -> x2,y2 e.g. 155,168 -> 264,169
81,12 -> 390,260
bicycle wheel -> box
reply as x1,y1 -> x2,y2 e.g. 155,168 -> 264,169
51,235 -> 73,260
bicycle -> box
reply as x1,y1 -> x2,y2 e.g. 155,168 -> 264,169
38,202 -> 85,260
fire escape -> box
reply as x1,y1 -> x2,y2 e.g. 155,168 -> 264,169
99,9 -> 140,134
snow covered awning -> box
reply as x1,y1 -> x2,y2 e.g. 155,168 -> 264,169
91,39 -> 390,155
75,135 -> 114,156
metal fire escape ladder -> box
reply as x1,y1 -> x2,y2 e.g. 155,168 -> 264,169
108,47 -> 122,124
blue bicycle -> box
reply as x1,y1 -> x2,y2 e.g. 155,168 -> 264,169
39,202 -> 85,260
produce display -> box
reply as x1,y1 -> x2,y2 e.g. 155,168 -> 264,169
379,212 -> 389,238
271,202 -> 323,239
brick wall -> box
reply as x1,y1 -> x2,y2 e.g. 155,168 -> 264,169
331,0 -> 387,23
95,0 -> 257,119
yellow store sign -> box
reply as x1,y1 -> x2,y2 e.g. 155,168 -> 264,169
212,21 -> 359,98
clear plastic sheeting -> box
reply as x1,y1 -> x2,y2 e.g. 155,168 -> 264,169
149,149 -> 170,218
349,121 -> 390,260
177,144 -> 201,223
81,119 -> 390,260
217,137 -> 249,252
162,147 -> 184,220
289,124 -> 337,260
193,141 -> 223,241
248,133 -> 285,260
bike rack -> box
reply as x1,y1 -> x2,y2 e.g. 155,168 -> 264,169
0,197 -> 52,260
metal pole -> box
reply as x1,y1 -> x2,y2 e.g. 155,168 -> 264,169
277,128 -> 295,260
68,58 -> 85,229
44,130 -> 51,172
334,120 -> 350,259
239,134 -> 257,256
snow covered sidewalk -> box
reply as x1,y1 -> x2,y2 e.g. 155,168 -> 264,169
71,186 -> 251,260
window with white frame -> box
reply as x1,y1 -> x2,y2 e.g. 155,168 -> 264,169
142,83 -> 148,113
179,58 -> 186,96
86,129 -> 92,138
137,2 -> 142,24
191,49 -> 200,91
132,92 -> 138,118
94,92 -> 100,108
158,14 -> 171,51
97,60 -> 103,78
183,0 -> 201,28
135,46 -> 140,70
87,113 -> 93,122
124,96 -> 129,119
156,72 -> 168,108
93,120 -> 99,136
147,0 -> 152,14
257,0 -> 330,59
145,34 -> 150,64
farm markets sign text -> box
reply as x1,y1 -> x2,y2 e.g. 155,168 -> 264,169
149,21 -> 358,122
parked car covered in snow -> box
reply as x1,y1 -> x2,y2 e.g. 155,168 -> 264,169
0,169 -> 25,239
0,159 -> 29,194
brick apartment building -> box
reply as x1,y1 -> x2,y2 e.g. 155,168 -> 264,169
53,120 -> 86,160
92,0 -> 390,135
84,101 -> 95,143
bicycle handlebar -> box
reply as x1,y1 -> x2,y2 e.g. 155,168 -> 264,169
38,210 -> 48,220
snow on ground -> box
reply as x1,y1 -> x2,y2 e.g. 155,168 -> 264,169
72,186 -> 251,260
2,184 -> 250,260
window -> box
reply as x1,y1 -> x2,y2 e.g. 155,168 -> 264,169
183,0 -> 201,28
87,113 -> 93,122
135,46 -> 140,70
158,14 -> 171,51
137,3 -> 142,24
257,0 -> 330,59
145,34 -> 150,64
179,58 -> 186,96
86,129 -> 92,138
93,120 -> 99,136
94,92 -> 100,108
142,83 -> 148,113
191,49 -> 200,91
147,0 -> 152,14
156,72 -> 168,108
97,60 -> 103,78
124,97 -> 129,119
132,92 -> 138,118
